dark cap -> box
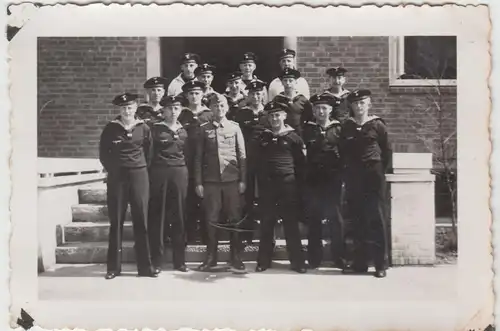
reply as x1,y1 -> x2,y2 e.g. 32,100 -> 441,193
245,79 -> 267,92
347,89 -> 372,103
159,95 -> 184,107
310,93 -> 336,106
279,68 -> 301,80
264,101 -> 288,114
143,76 -> 168,89
326,67 -> 348,77
240,52 -> 257,64
278,48 -> 296,60
207,93 -> 228,106
195,63 -> 216,76
181,80 -> 206,93
226,71 -> 243,82
112,92 -> 140,106
180,53 -> 200,65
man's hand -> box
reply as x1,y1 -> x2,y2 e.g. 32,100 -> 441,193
239,182 -> 246,194
195,185 -> 204,198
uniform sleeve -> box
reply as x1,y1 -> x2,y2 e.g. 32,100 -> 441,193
167,78 -> 180,97
338,125 -> 349,170
300,99 -> 314,125
377,121 -> 393,173
143,125 -> 153,168
193,127 -> 204,186
291,134 -> 307,182
99,124 -> 112,172
235,125 -> 247,184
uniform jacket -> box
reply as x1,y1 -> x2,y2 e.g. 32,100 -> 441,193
339,116 -> 392,172
178,107 -> 213,174
99,118 -> 152,172
194,118 -> 247,186
256,125 -> 306,181
230,106 -> 267,160
302,120 -> 342,176
225,92 -> 248,120
268,77 -> 311,101
150,121 -> 188,167
322,89 -> 350,123
136,104 -> 163,123
273,93 -> 314,137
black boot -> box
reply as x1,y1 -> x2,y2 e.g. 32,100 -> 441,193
197,234 -> 218,272
229,233 -> 246,273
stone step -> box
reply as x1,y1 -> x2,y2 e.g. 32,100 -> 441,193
55,240 -> 330,264
78,186 -> 107,205
61,221 -> 325,243
71,204 -> 131,223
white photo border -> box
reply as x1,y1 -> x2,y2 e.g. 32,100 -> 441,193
8,3 -> 492,331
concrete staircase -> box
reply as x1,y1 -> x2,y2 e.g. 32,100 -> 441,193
55,183 -> 329,264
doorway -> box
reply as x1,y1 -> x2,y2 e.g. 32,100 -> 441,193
160,37 -> 284,93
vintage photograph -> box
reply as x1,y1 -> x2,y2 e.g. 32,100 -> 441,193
7,4 -> 492,331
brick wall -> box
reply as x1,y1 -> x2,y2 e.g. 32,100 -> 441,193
296,36 -> 457,155
38,37 -> 147,158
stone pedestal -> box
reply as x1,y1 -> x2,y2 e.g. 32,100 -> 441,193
387,153 -> 436,265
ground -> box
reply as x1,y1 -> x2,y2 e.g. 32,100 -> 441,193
39,262 -> 457,302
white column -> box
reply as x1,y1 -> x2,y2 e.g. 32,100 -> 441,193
146,37 -> 161,78
387,153 -> 436,265
283,36 -> 297,50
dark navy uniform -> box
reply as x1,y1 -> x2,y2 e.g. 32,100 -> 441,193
147,96 -> 189,272
137,76 -> 169,123
195,64 -> 217,107
340,89 -> 392,277
178,81 -> 214,244
99,93 -> 156,279
225,72 -> 248,121
302,106 -> 345,268
272,69 -> 313,137
255,102 -> 307,273
230,79 -> 268,241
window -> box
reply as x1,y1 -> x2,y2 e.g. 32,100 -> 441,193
389,36 -> 457,86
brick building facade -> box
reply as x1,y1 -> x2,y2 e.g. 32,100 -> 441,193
37,36 -> 456,159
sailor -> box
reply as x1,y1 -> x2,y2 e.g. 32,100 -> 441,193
194,63 -> 217,106
272,68 -> 313,138
99,92 -> 158,280
167,53 -> 200,97
230,79 -> 268,244
255,101 -> 307,274
147,95 -> 189,274
225,71 -> 248,121
194,93 -> 247,273
178,80 -> 213,244
340,89 -> 392,278
268,49 -> 310,101
236,52 -> 268,102
136,76 -> 168,123
323,67 -> 350,123
302,93 -> 345,269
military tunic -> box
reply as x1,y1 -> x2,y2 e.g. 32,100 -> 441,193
339,116 -> 392,270
99,117 -> 154,275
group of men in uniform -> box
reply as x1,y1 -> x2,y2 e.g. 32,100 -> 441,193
100,48 -> 392,280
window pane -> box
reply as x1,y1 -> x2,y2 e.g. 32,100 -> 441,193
402,36 -> 457,80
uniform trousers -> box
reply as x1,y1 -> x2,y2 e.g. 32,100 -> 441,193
239,158 -> 260,239
345,161 -> 389,270
148,165 -> 187,268
202,181 -> 242,257
106,167 -> 153,274
186,177 -> 206,243
306,171 -> 345,267
257,174 -> 306,269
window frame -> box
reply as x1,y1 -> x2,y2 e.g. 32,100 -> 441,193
389,36 -> 457,87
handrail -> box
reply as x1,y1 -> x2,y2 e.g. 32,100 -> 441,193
38,158 -> 105,178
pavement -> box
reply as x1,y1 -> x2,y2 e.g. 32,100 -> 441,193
39,262 -> 457,302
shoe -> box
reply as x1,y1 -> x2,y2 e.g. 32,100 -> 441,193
175,265 -> 189,272
105,271 -> 119,280
291,266 -> 307,274
153,266 -> 162,275
342,265 -> 369,274
374,269 -> 387,278
197,259 -> 217,272
307,262 -> 320,269
138,269 -> 159,278
255,265 -> 268,272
